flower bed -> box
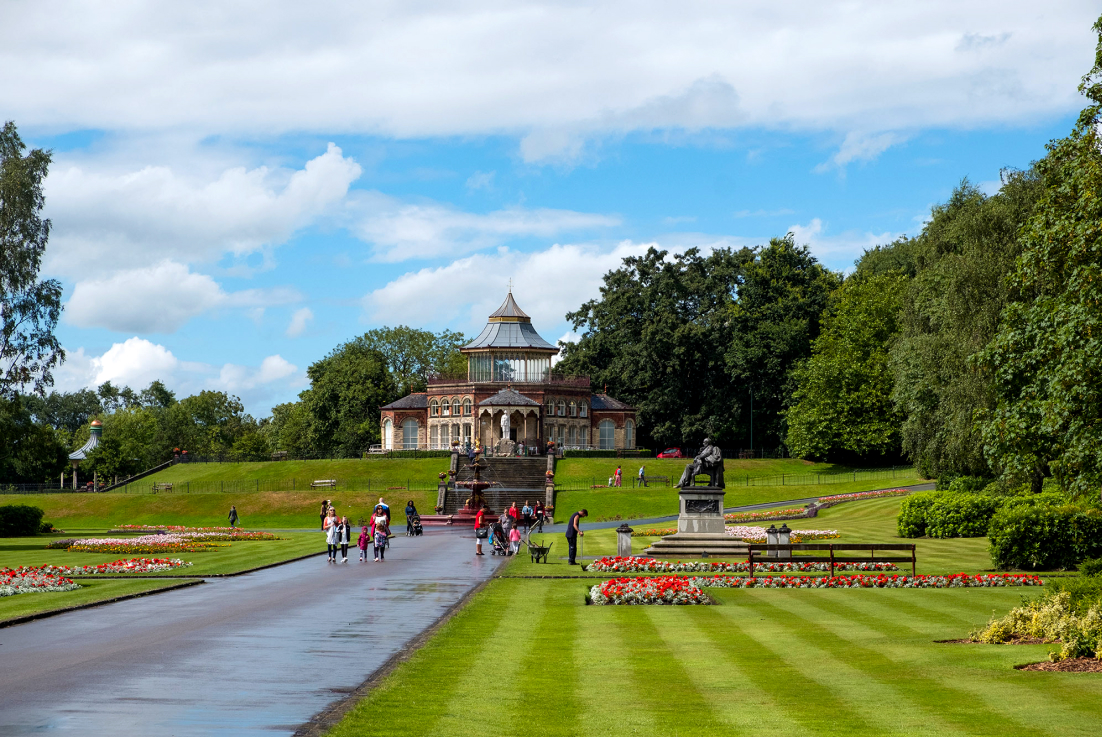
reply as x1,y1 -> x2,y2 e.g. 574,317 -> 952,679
589,576 -> 710,605
109,525 -> 276,541
724,508 -> 807,524
7,558 -> 192,576
818,489 -> 909,505
585,556 -> 898,574
1,570 -> 81,596
725,526 -> 840,542
49,534 -> 223,554
683,573 -> 1044,589
630,527 -> 678,538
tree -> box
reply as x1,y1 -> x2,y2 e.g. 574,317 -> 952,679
977,15 -> 1102,497
557,246 -> 751,446
269,401 -> 313,456
0,395 -> 67,483
303,341 -> 395,456
726,235 -> 841,449
890,173 -> 1041,479
0,121 -> 64,397
358,326 -> 467,395
786,273 -> 907,462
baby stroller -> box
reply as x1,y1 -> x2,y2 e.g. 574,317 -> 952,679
408,514 -> 424,537
489,521 -> 511,556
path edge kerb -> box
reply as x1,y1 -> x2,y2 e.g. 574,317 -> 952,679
67,550 -> 328,580
293,572 -> 499,737
0,579 -> 204,629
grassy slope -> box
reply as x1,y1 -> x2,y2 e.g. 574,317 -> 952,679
139,457 -> 447,485
328,577 -> 1097,737
0,578 -> 191,624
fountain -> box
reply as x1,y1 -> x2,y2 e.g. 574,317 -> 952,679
455,456 -> 492,514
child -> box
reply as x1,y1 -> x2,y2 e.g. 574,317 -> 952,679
340,516 -> 351,563
358,523 -> 369,562
508,525 -> 521,555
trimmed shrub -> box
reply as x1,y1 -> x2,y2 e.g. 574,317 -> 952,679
0,505 -> 46,537
946,475 -> 991,494
926,493 -> 1001,538
898,492 -> 939,537
1079,558 -> 1102,577
935,472 -> 959,491
989,506 -> 1102,570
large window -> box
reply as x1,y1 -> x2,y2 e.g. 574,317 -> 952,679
452,424 -> 460,445
463,398 -> 472,416
599,420 -> 615,449
441,424 -> 450,446
430,425 -> 439,448
383,419 -> 392,450
579,401 -> 587,418
452,399 -> 461,417
470,353 -> 492,382
402,419 -> 419,449
557,400 -> 566,417
580,426 -> 588,447
557,425 -> 566,447
568,426 -> 577,446
442,397 -> 451,416
546,397 -> 554,415
464,423 -> 472,442
626,420 -> 635,449
569,401 -> 577,417
429,399 -> 439,417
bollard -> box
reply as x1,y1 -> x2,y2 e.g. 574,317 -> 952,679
616,523 -> 634,558
766,524 -> 779,558
778,523 -> 791,560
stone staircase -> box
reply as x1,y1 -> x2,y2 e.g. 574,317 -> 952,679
642,534 -> 750,558
446,456 -> 548,514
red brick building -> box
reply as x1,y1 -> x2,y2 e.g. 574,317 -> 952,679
379,292 -> 637,452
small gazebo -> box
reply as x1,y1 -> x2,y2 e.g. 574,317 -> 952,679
68,420 -> 102,489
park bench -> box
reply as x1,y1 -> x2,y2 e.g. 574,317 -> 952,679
747,543 -> 917,577
526,538 -> 553,564
152,483 -> 173,494
310,479 -> 337,489
270,451 -> 289,461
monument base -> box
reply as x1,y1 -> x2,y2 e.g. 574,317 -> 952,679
642,485 -> 748,558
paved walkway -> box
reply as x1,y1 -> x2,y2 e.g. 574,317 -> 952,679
0,530 -> 500,736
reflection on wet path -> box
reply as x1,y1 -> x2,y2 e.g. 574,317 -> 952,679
0,530 -> 501,736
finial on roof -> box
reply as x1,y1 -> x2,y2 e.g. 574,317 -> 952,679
507,277 -> 513,293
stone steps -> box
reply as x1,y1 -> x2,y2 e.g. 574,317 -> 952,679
643,533 -> 749,558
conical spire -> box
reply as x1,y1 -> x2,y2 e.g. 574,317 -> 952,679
488,291 -> 531,322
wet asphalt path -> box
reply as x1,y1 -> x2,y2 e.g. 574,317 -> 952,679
0,529 -> 501,736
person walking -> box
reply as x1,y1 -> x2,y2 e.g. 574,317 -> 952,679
228,505 -> 239,528
508,525 -> 522,555
533,500 -> 545,531
474,504 -> 487,556
507,502 -> 519,527
324,509 -> 339,563
358,522 -> 369,562
521,500 -> 533,530
638,465 -> 647,488
614,465 -> 622,487
319,500 -> 329,530
339,516 -> 352,563
377,498 -> 391,524
565,509 -> 588,565
405,500 -> 418,536
372,505 -> 390,562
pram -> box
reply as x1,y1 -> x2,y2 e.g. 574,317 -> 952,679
407,514 -> 424,537
489,521 -> 512,556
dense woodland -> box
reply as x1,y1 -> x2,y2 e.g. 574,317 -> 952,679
3,27 -> 1102,499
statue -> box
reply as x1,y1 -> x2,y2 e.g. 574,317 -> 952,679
500,411 -> 511,441
676,438 -> 725,488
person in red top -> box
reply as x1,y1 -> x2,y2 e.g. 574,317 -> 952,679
507,502 -> 519,523
474,505 -> 487,556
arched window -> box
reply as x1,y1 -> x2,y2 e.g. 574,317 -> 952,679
402,419 -> 419,449
452,399 -> 461,417
626,420 -> 635,449
599,420 -> 615,449
579,401 -> 587,418
557,400 -> 566,417
383,419 -> 392,450
569,401 -> 577,417
442,397 -> 451,416
463,398 -> 472,416
429,399 -> 439,417
546,397 -> 555,415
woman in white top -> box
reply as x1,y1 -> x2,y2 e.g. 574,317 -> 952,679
324,509 -> 339,563
372,505 -> 390,562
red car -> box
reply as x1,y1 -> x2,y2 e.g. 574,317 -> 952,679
657,448 -> 684,459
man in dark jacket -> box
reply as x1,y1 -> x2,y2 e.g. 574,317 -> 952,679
565,509 -> 588,565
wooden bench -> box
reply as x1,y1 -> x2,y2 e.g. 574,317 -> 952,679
747,543 -> 917,577
152,483 -> 173,494
310,479 -> 337,489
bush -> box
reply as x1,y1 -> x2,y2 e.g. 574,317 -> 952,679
988,506 -> 1102,570
926,493 -> 1001,538
1080,558 -> 1102,577
946,475 -> 991,494
898,492 -> 939,537
0,504 -> 46,537
935,472 -> 959,491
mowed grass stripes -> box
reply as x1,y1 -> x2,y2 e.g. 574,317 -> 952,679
327,580 -> 1102,737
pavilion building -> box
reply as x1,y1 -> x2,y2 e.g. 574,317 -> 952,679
379,292 -> 637,452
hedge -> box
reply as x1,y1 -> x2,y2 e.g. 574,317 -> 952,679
897,492 -> 939,537
0,504 -> 46,537
925,493 -> 1001,538
989,506 -> 1102,570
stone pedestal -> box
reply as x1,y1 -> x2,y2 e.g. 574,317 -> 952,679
642,486 -> 749,559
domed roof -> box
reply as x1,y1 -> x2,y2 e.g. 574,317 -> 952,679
462,292 -> 558,353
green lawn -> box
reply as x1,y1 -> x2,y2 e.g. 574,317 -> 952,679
328,577 -> 1098,737
0,578 -> 195,625
138,457 -> 449,488
0,531 -> 325,577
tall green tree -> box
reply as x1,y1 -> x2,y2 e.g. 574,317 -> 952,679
727,235 -> 841,449
977,16 -> 1102,497
0,395 -> 67,483
786,272 -> 907,462
0,121 -> 64,397
557,246 -> 751,446
890,173 -> 1041,479
358,326 -> 467,395
303,341 -> 395,456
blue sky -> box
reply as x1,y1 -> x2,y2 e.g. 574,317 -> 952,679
2,1 -> 1097,415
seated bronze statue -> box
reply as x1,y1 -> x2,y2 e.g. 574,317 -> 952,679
676,439 -> 725,488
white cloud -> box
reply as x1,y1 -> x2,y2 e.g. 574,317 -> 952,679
465,170 -> 496,192
286,307 -> 314,337
346,191 -> 620,261
216,355 -> 298,392
2,3 -> 1094,156
65,261 -> 301,333
733,208 -> 795,219
816,132 -> 906,173
44,144 -> 362,279
786,218 -> 899,270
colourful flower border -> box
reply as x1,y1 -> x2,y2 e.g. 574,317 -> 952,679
1,570 -> 81,596
589,576 -> 709,605
724,508 -> 807,523
7,558 -> 192,576
817,489 -> 910,504
585,556 -> 899,574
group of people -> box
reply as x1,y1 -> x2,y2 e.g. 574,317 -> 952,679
606,465 -> 649,487
472,499 -> 546,556
320,498 -> 395,564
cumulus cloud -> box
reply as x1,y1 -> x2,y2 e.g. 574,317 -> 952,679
465,170 -> 495,192
1,3 -> 1093,156
65,261 -> 301,333
346,191 -> 620,261
217,355 -> 298,392
815,132 -> 906,173
285,307 -> 314,337
44,144 -> 362,278
786,218 -> 900,270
